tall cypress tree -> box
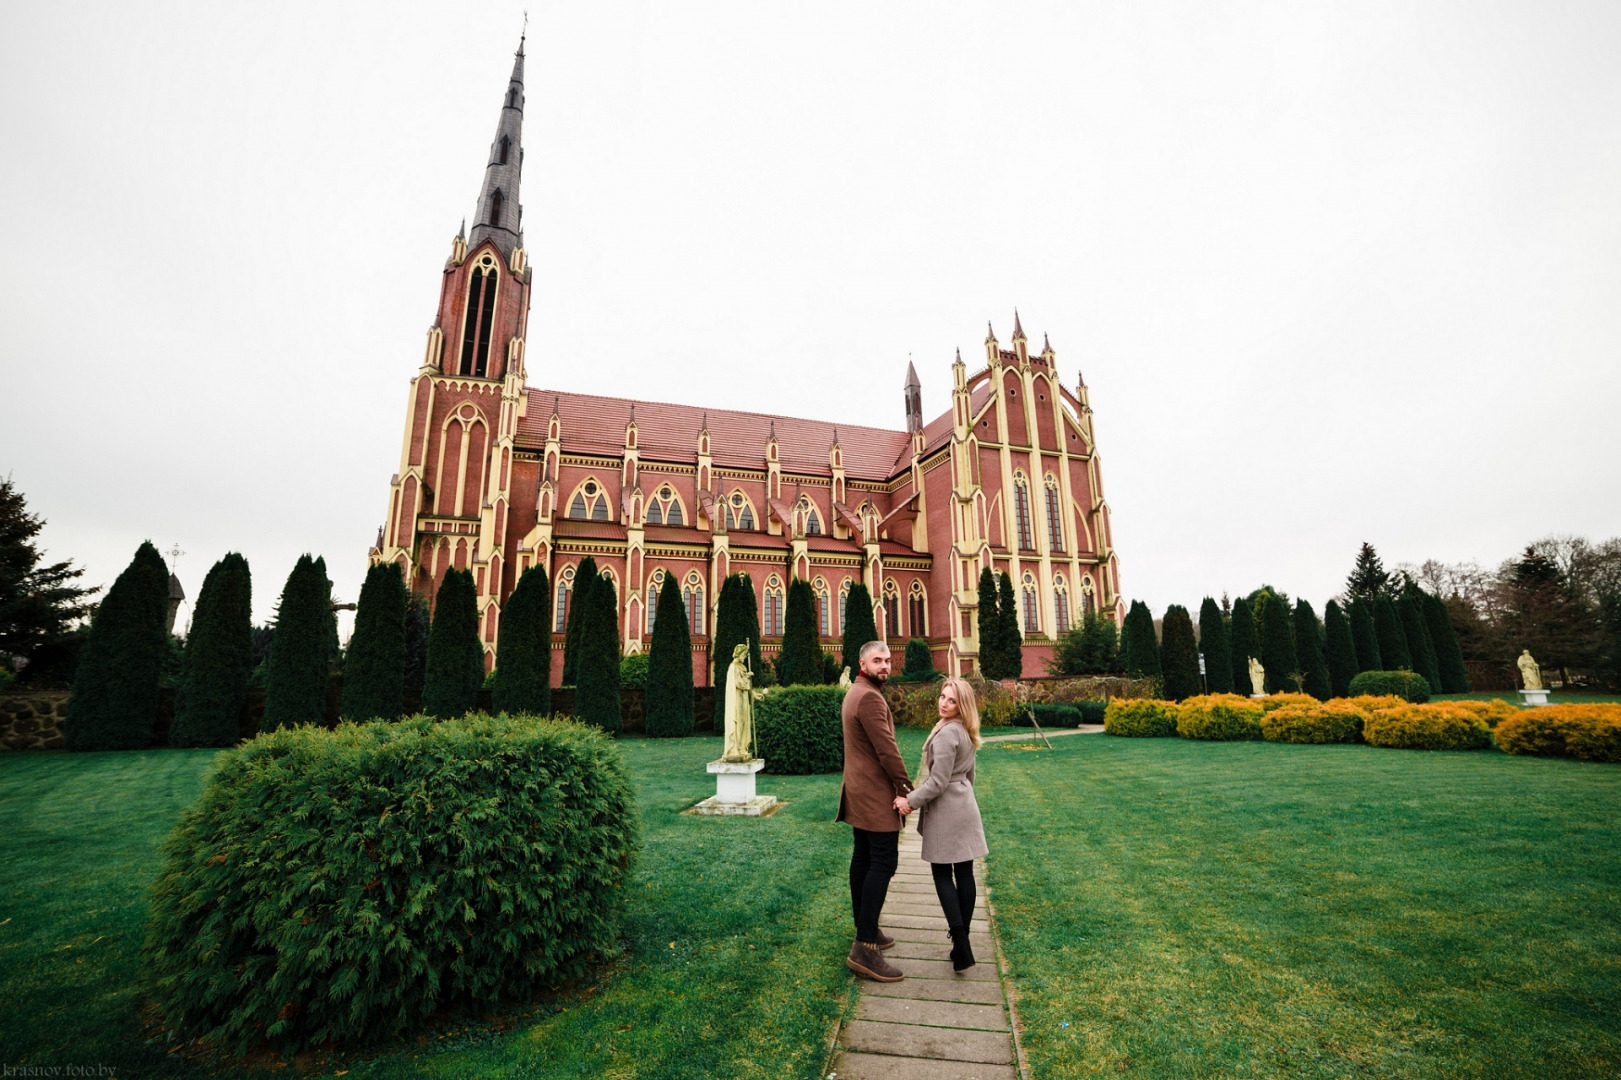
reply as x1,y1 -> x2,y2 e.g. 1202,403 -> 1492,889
1197,597 -> 1233,694
1346,542 -> 1392,602
1121,600 -> 1160,681
975,568 -> 1001,679
1229,595 -> 1258,695
561,555 -> 598,686
1422,590 -> 1471,693
340,561 -> 407,723
712,574 -> 762,723
645,575 -> 694,736
66,542 -> 170,750
1398,592 -> 1441,693
262,555 -> 335,732
1260,592 -> 1299,693
1160,605 -> 1201,701
421,568 -> 482,719
1293,599 -> 1331,701
778,578 -> 823,686
1348,597 -> 1381,673
996,572 -> 1024,679
492,563 -> 552,716
575,578 -> 622,732
1373,595 -> 1410,671
403,591 -> 430,700
1323,599 -> 1359,698
170,553 -> 253,747
842,582 -> 878,673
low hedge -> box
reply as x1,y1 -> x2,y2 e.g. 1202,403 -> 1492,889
1260,700 -> 1367,744
144,714 -> 638,1055
755,685 -> 845,773
1496,704 -> 1621,762
1255,692 -> 1319,713
1014,703 -> 1087,728
1347,670 -> 1432,703
1176,695 -> 1264,741
1361,704 -> 1491,751
1104,699 -> 1180,737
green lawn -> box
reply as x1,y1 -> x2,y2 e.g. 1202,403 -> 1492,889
978,735 -> 1621,1078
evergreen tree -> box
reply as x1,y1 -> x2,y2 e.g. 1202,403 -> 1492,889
712,574 -> 762,723
777,579 -> 823,686
170,553 -> 253,747
1348,597 -> 1382,672
492,564 -> 552,716
903,638 -> 936,680
261,555 -> 335,732
1323,599 -> 1359,698
1259,592 -> 1299,693
561,555 -> 598,686
1197,597 -> 1233,694
1293,598 -> 1331,701
1422,590 -> 1471,693
1229,596 -> 1258,695
1050,611 -> 1119,675
421,568 -> 483,720
1346,542 -> 1392,602
1398,591 -> 1441,693
1160,605 -> 1201,701
975,568 -> 1001,679
1372,595 -> 1411,670
403,591 -> 430,699
996,572 -> 1024,679
0,476 -> 96,669
1121,599 -> 1160,680
65,541 -> 169,750
644,575 -> 694,736
574,578 -> 622,732
340,561 -> 407,723
841,582 -> 878,673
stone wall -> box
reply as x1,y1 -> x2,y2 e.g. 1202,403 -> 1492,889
0,692 -> 70,750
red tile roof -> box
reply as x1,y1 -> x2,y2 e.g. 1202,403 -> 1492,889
552,520 -> 627,541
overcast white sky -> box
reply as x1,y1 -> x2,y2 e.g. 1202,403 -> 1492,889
3,1 -> 1618,638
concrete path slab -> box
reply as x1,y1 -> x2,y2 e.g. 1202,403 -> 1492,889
882,925 -> 991,950
857,995 -> 1009,1031
888,956 -> 998,982
862,976 -> 1005,1005
881,912 -> 990,933
830,1050 -> 1017,1080
842,1019 -> 1014,1064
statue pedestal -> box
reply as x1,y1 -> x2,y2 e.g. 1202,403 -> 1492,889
1250,693 -> 1267,700
693,759 -> 777,816
1518,688 -> 1550,707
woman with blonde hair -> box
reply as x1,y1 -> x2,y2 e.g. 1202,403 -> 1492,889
895,676 -> 989,970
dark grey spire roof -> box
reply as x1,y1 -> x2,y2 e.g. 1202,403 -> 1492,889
904,359 -> 920,388
468,37 -> 526,257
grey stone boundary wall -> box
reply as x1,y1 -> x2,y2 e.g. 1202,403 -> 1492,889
1,691 -> 70,750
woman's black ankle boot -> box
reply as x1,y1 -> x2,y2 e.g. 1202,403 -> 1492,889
949,926 -> 976,971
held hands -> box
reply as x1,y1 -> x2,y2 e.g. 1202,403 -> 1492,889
893,795 -> 913,816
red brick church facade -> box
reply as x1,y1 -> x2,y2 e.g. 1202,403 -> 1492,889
369,40 -> 1123,683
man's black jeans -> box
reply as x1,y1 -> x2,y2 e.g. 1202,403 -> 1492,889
849,827 -> 899,943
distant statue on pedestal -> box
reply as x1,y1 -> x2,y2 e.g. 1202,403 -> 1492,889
838,666 -> 851,689
1248,657 -> 1267,697
1517,650 -> 1542,692
722,644 -> 757,763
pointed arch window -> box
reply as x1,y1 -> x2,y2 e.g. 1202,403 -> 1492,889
1013,475 -> 1034,551
908,582 -> 927,638
838,579 -> 850,634
726,491 -> 756,531
507,87 -> 518,108
814,578 -> 831,637
569,479 -> 609,521
646,485 -> 685,527
1054,574 -> 1071,635
1081,575 -> 1096,618
1044,475 -> 1064,552
458,254 -> 499,379
498,135 -> 510,165
554,565 -> 575,632
797,495 -> 822,536
1022,571 -> 1040,633
883,580 -> 901,638
647,569 -> 664,634
683,571 -> 705,636
489,189 -> 505,229
763,576 -> 785,637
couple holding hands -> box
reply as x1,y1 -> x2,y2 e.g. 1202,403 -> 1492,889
836,640 -> 987,982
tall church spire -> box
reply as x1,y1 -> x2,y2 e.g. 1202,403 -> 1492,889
468,36 -> 526,256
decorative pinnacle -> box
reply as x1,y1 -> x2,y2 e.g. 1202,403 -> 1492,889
985,321 -> 995,342
1043,332 -> 1051,352
954,347 -> 963,365
832,426 -> 840,446
629,405 -> 636,424
768,420 -> 776,439
700,412 -> 708,432
1012,309 -> 1025,339
456,218 -> 465,240
552,395 -> 560,416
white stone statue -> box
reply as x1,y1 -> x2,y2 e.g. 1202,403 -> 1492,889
722,644 -> 757,763
1248,656 -> 1267,697
1517,650 -> 1542,692
837,666 -> 852,689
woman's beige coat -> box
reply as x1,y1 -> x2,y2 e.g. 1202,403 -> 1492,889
908,720 -> 990,865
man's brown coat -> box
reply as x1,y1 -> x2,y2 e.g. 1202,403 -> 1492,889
835,673 -> 913,832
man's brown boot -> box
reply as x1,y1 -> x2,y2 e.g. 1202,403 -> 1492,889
846,940 -> 905,982
875,928 -> 896,951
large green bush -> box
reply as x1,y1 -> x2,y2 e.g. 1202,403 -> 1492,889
1103,698 -> 1180,737
66,541 -> 170,750
1347,670 -> 1431,703
900,638 -> 937,681
754,686 -> 845,773
618,652 -> 650,688
144,714 -> 638,1055
1176,694 -> 1264,741
1014,703 -> 1086,728
1050,612 -> 1119,676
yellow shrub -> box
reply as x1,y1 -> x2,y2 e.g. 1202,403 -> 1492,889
1260,700 -> 1367,744
1256,693 -> 1318,714
1362,705 -> 1492,751
1440,699 -> 1521,728
1496,704 -> 1621,762
1104,699 -> 1181,737
1176,695 -> 1264,740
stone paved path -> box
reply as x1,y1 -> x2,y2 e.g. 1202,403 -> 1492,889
980,723 -> 1104,744
826,826 -> 1021,1080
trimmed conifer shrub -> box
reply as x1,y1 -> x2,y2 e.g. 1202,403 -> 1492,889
1103,698 -> 1180,737
777,579 -> 823,686
1293,599 -> 1331,701
996,572 -> 1023,679
492,564 -> 552,716
1398,592 -> 1441,694
1349,597 -> 1381,673
1050,612 -> 1119,676
170,553 -> 253,748
1258,592 -> 1299,694
574,578 -> 622,733
339,562 -> 407,724
561,556 -> 598,686
644,575 -> 694,737
1176,694 -> 1264,740
1198,598 -> 1233,695
66,541 -> 170,750
1229,596 -> 1258,696
975,568 -> 1001,679
1121,600 -> 1160,681
1373,595 -> 1411,671
902,638 -> 937,681
712,574 -> 762,726
1496,704 -> 1621,762
1160,605 -> 1201,701
421,568 -> 483,720
144,714 -> 638,1055
1362,706 -> 1490,751
262,555 -> 335,733
1422,589 -> 1471,693
841,581 -> 878,673
1323,599 -> 1359,699
1348,669 -> 1431,703
755,685 -> 845,773
403,591 -> 429,698
1260,699 -> 1367,744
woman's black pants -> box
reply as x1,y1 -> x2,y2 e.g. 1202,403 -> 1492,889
931,860 -> 977,931
849,827 -> 899,943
